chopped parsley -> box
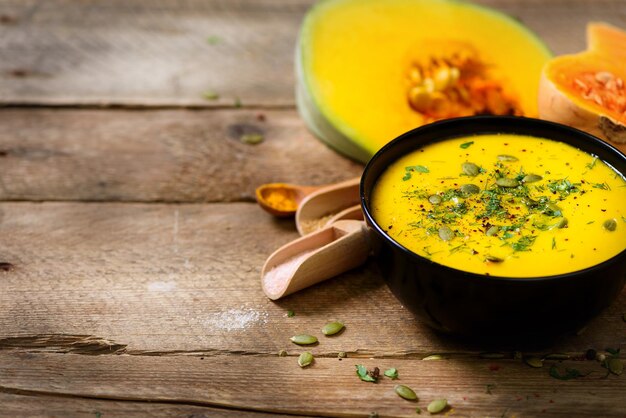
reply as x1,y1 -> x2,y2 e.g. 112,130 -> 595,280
460,141 -> 475,149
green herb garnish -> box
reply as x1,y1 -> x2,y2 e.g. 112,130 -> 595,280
549,365 -> 584,380
286,310 -> 295,317
552,237 -> 556,250
586,157 -> 598,169
356,364 -> 377,382
592,182 -> 611,190
460,141 -> 474,149
403,165 -> 429,181
202,90 -> 219,100
206,35 -> 222,45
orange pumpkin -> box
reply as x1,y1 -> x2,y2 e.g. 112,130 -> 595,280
539,23 -> 626,153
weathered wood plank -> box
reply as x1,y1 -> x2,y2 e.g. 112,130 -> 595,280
0,393 -> 310,418
1,352 -> 625,417
0,0 -> 624,106
1,202 -> 624,357
0,109 -> 362,202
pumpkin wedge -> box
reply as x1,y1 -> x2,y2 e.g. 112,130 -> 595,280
539,23 -> 626,153
296,0 -> 552,162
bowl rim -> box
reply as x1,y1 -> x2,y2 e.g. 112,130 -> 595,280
360,115 -> 626,283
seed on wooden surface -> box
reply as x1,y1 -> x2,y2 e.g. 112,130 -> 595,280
524,356 -> 544,368
427,399 -> 448,414
278,350 -> 287,357
394,384 -> 418,401
462,162 -> 480,177
608,358 -> 623,375
298,352 -> 314,368
544,353 -> 570,360
338,351 -> 347,359
322,321 -> 344,336
240,133 -> 264,145
290,334 -> 318,345
422,354 -> 447,361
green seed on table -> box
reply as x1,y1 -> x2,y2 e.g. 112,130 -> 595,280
395,384 -> 418,401
384,367 -> 398,379
240,133 -> 264,145
298,352 -> 314,367
428,195 -> 442,205
427,399 -> 448,414
290,334 -> 318,345
524,356 -> 544,368
544,353 -> 571,360
278,349 -> 287,357
338,351 -> 347,359
608,358 -> 623,375
460,184 -> 480,195
604,219 -> 618,231
496,177 -> 519,188
322,321 -> 344,336
462,162 -> 480,177
438,226 -> 454,241
485,226 -> 499,236
523,173 -> 543,183
497,154 -> 519,162
422,354 -> 447,361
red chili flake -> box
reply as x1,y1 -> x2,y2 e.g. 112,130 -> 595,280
534,394 -> 541,398
256,113 -> 266,122
489,364 -> 500,371
516,397 -> 523,401
463,397 -> 467,401
549,400 -> 554,403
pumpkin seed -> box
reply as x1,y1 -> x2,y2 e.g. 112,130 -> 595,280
603,219 -> 618,231
497,154 -> 519,162
544,353 -> 571,361
554,217 -> 569,229
422,354 -> 447,361
427,399 -> 448,414
428,195 -> 442,205
545,203 -> 562,215
524,356 -> 544,368
523,173 -> 543,183
462,162 -> 480,177
513,351 -> 523,360
240,133 -> 264,145
278,349 -> 287,357
485,226 -> 499,236
338,351 -> 347,359
298,351 -> 314,368
290,334 -> 318,345
438,226 -> 454,241
496,177 -> 519,188
460,184 -> 480,195
485,255 -> 504,263
394,384 -> 418,401
322,321 -> 344,336
480,352 -> 505,359
384,368 -> 398,379
608,358 -> 623,375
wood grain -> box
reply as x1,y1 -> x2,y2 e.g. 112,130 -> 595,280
1,202 -> 623,357
0,109 -> 362,202
1,352 -> 625,418
0,0 -> 625,106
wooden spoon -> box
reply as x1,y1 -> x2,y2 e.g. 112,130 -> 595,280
295,177 -> 362,235
255,177 -> 360,217
261,220 -> 371,300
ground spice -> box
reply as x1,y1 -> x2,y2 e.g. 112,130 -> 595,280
260,188 -> 298,212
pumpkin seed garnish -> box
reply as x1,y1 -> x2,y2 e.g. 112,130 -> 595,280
322,321 -> 344,336
497,154 -> 519,162
394,384 -> 418,401
607,358 -> 623,375
298,351 -> 314,368
438,226 -> 454,241
522,173 -> 543,183
427,399 -> 448,414
460,184 -> 480,195
485,255 -> 504,263
554,217 -> 568,229
462,162 -> 480,177
485,226 -> 499,236
524,356 -> 544,368
496,177 -> 519,188
428,194 -> 442,205
603,219 -> 618,231
290,334 -> 318,345
384,367 -> 398,379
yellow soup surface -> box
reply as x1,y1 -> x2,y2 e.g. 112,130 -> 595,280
371,134 -> 626,277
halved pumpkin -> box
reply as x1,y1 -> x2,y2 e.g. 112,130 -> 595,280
538,23 -> 626,153
296,0 -> 552,162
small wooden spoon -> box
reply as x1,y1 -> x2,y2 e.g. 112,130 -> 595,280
261,220 -> 371,300
255,177 -> 360,217
295,177 -> 361,235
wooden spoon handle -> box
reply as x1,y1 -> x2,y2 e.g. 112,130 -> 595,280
261,220 -> 371,300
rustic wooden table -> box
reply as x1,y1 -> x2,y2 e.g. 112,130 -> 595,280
1,1 -> 625,417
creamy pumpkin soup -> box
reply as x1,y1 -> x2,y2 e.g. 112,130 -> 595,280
371,134 -> 626,277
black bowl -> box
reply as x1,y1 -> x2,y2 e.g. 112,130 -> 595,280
360,116 -> 626,337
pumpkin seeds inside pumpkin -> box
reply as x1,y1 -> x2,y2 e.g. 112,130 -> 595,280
394,384 -> 418,401
427,399 -> 448,414
496,177 -> 519,188
290,334 -> 318,345
298,352 -> 314,368
462,162 -> 480,177
322,321 -> 344,336
438,226 -> 454,241
603,219 -> 618,231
